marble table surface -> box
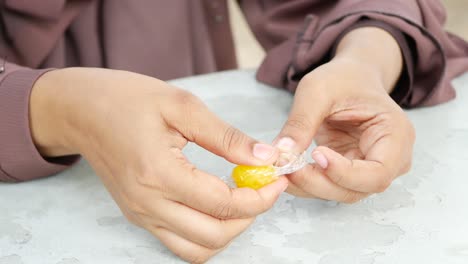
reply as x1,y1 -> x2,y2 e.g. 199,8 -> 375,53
1,70 -> 468,264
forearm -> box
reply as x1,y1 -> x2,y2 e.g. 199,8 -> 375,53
333,27 -> 403,93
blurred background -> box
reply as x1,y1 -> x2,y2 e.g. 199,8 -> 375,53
228,0 -> 468,69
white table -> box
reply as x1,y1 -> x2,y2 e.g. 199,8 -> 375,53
1,70 -> 467,264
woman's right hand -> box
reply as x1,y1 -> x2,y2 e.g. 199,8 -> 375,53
29,68 -> 288,263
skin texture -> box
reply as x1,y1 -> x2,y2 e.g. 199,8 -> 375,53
30,68 -> 288,263
275,27 -> 415,202
28,27 -> 414,263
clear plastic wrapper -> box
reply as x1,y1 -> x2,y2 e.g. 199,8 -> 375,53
231,151 -> 307,189
273,151 -> 307,176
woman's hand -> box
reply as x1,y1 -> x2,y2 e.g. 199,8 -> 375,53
30,68 -> 288,263
274,27 -> 415,203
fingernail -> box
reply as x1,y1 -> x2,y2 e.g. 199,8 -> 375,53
275,137 -> 296,152
312,151 -> 328,169
253,143 -> 275,161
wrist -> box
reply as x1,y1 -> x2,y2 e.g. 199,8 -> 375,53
302,57 -> 389,101
30,69 -> 79,157
333,26 -> 403,93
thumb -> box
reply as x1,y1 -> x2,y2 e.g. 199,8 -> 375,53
273,82 -> 331,153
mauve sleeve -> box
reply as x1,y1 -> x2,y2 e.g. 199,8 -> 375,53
0,62 -> 79,182
239,0 -> 468,108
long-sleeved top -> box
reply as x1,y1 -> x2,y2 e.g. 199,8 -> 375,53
1,0 -> 467,182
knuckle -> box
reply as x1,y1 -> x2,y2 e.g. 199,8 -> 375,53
134,165 -> 168,196
327,160 -> 347,186
401,159 -> 412,174
123,169 -> 165,217
123,195 -> 147,216
121,210 -> 140,226
211,197 -> 235,220
179,249 -> 211,264
214,203 -> 232,220
375,176 -> 392,193
172,89 -> 203,108
330,172 -> 345,186
167,89 -> 205,140
119,184 -> 147,216
206,226 -> 231,249
136,167 -> 160,187
341,190 -> 362,204
253,194 -> 270,214
285,113 -> 313,132
291,169 -> 313,192
221,126 -> 246,155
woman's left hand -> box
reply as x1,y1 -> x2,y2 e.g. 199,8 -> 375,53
274,56 -> 415,203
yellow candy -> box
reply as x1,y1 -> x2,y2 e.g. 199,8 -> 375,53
231,165 -> 277,190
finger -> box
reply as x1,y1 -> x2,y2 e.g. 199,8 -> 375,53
150,226 -> 221,264
166,159 -> 288,219
273,80 -> 331,152
286,163 -> 368,203
363,118 -> 414,176
165,90 -> 279,166
180,169 -> 288,219
343,148 -> 365,160
311,145 -> 398,193
140,199 -> 254,250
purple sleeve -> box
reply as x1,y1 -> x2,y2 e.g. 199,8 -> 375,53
0,62 -> 79,182
328,19 -> 415,107
240,0 -> 468,108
